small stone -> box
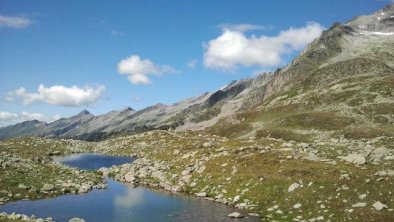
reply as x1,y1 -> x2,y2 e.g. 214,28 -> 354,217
352,202 -> 367,208
195,192 -> 207,197
372,201 -> 388,211
248,213 -> 260,217
227,212 -> 243,218
359,194 -> 367,200
293,203 -> 302,209
196,165 -> 206,174
69,217 -> 85,222
288,183 -> 300,192
202,142 -> 213,148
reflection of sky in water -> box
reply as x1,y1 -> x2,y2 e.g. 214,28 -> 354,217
114,186 -> 145,208
52,153 -> 85,162
0,154 -> 259,222
53,153 -> 135,170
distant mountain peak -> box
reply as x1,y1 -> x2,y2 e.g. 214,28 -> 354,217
78,109 -> 92,115
121,106 -> 135,112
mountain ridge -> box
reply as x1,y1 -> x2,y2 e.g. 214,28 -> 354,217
1,5 -> 393,141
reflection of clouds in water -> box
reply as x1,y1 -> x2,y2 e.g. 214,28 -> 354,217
114,188 -> 145,208
53,153 -> 86,162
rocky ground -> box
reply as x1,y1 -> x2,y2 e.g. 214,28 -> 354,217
0,137 -> 103,207
0,129 -> 393,221
94,130 -> 394,221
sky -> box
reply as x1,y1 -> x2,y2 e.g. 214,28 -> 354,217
0,0 -> 391,126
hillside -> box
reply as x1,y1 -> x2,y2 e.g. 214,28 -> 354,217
1,6 -> 393,142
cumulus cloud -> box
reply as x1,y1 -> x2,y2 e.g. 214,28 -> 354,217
204,22 -> 324,71
7,84 -> 106,106
0,111 -> 61,126
0,15 -> 32,29
117,55 -> 178,85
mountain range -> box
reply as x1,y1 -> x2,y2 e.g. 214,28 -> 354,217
1,5 -> 393,141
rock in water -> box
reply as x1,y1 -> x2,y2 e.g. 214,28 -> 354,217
195,192 -> 207,197
69,217 -> 85,222
227,212 -> 243,218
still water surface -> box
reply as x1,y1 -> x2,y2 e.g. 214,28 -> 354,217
0,153 -> 259,222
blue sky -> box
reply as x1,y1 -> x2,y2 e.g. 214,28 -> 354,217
0,0 -> 390,125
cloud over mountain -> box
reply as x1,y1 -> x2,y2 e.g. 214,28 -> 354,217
0,111 -> 61,126
7,84 -> 106,106
204,22 -> 324,71
117,55 -> 178,85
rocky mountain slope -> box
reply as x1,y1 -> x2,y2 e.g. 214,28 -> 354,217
0,5 -> 393,142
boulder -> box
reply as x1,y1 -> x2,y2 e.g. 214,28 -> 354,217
124,172 -> 137,183
227,212 -> 243,218
343,154 -> 366,164
195,192 -> 207,197
41,184 -> 55,191
202,142 -> 213,148
196,165 -> 206,174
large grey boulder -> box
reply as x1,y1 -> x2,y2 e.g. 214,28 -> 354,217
41,184 -> 55,191
343,154 -> 366,164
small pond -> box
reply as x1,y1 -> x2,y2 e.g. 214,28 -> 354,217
0,153 -> 259,222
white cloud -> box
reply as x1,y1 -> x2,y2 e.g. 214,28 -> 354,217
219,23 -> 268,32
0,111 -> 61,126
7,84 -> 106,106
204,22 -> 324,71
128,74 -> 151,85
111,30 -> 124,37
0,15 -> 32,29
187,59 -> 198,68
117,55 -> 178,85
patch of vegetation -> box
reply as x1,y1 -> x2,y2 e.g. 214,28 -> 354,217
340,126 -> 394,139
255,128 -> 314,143
273,111 -> 356,131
